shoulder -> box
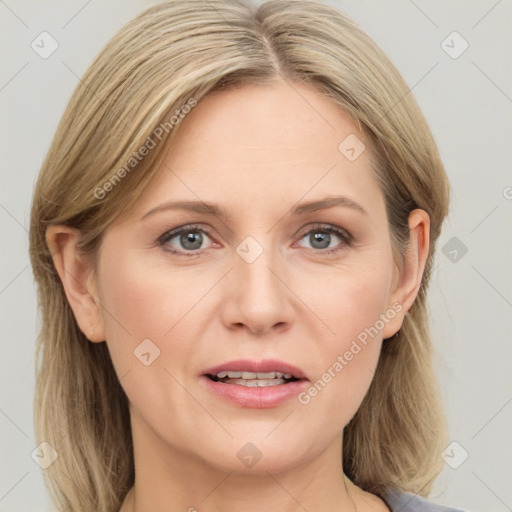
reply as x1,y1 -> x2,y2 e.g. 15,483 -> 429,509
383,488 -> 470,512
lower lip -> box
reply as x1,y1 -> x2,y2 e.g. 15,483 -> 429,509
201,376 -> 310,408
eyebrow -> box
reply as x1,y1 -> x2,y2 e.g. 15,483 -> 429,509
140,196 -> 367,222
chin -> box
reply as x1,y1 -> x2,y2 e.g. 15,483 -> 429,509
189,432 -> 318,476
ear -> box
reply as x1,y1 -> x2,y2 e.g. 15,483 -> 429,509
382,209 -> 430,338
45,224 -> 105,343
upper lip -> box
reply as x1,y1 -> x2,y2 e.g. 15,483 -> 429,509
202,359 -> 308,380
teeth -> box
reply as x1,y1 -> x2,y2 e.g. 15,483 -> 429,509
216,371 -> 295,380
226,378 -> 286,387
253,372 -> 275,379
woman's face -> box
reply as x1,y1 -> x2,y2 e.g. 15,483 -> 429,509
92,79 -> 407,474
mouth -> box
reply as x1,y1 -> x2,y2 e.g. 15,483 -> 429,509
201,359 -> 309,408
206,371 -> 300,387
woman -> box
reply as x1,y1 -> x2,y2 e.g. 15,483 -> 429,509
29,0 -> 468,511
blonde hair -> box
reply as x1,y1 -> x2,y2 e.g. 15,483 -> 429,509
29,0 -> 450,510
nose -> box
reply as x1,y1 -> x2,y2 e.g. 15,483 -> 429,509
220,242 -> 295,336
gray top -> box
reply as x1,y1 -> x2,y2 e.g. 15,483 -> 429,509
383,489 -> 468,512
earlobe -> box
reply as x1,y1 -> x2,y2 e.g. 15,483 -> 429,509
382,209 -> 430,338
45,224 -> 106,343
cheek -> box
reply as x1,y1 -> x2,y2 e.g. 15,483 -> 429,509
95,252 -> 215,428
296,249 -> 394,348
101,244 -> 213,325
294,251 -> 394,419
95,249 -> 212,374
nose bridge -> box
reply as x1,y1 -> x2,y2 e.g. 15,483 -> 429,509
224,233 -> 293,333
236,233 -> 284,303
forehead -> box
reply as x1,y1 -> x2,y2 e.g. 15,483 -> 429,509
169,79 -> 365,163
129,80 -> 384,220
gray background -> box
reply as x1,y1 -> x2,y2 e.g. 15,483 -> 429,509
1,1 -> 511,511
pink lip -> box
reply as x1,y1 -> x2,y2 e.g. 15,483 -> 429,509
201,359 -> 310,408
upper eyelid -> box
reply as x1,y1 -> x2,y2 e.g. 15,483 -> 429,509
160,223 -> 349,238
159,224 -> 212,242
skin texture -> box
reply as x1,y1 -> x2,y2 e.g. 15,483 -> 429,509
47,79 -> 430,512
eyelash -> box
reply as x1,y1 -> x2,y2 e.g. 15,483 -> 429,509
158,223 -> 353,257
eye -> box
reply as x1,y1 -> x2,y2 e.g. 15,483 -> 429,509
159,225 -> 215,255
296,224 -> 352,254
158,223 -> 352,257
